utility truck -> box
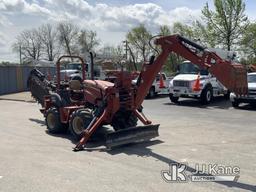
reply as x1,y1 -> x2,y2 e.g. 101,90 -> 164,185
169,61 -> 230,104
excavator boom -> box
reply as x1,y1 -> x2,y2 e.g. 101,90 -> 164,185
135,35 -> 248,108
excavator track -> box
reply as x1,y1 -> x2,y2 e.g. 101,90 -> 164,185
27,69 -> 54,106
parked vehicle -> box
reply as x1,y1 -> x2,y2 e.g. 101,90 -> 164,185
230,72 -> 256,108
169,61 -> 229,104
133,72 -> 171,98
59,62 -> 85,81
147,73 -> 171,98
58,62 -> 105,81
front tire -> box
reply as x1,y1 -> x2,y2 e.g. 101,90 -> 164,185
45,107 -> 67,133
169,94 -> 179,103
232,100 -> 240,108
69,109 -> 93,141
200,86 -> 213,104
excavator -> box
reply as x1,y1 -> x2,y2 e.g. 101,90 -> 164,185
28,34 -> 248,151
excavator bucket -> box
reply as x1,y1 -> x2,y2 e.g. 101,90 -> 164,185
105,124 -> 159,149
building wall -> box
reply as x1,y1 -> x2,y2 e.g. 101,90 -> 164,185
0,66 -> 56,95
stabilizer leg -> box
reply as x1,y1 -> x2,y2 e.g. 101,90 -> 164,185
73,110 -> 107,151
134,109 -> 152,125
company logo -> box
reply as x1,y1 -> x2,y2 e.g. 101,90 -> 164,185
161,163 -> 240,183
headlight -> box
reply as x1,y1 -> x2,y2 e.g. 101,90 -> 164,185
169,80 -> 173,88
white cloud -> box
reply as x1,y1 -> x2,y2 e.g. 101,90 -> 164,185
0,0 -> 203,61
0,14 -> 12,26
0,0 -> 51,16
38,2 -> 201,33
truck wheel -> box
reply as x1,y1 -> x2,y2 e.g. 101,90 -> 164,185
147,87 -> 155,98
200,86 -> 213,104
69,109 -> 93,141
224,91 -> 230,100
45,107 -> 67,133
111,111 -> 138,131
169,94 -> 179,103
232,100 -> 239,108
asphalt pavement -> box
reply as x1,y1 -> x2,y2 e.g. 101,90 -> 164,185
0,93 -> 255,192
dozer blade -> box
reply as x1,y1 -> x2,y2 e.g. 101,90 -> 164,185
105,124 -> 159,149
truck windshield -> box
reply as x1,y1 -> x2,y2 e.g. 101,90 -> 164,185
248,74 -> 256,83
66,63 -> 82,70
179,62 -> 209,75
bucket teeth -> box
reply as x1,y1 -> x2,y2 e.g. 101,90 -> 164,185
105,124 -> 159,149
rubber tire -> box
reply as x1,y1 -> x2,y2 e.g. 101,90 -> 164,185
169,94 -> 179,103
224,91 -> 230,100
69,109 -> 93,141
232,100 -> 239,108
147,87 -> 155,98
200,86 -> 213,104
111,112 -> 138,131
45,107 -> 67,133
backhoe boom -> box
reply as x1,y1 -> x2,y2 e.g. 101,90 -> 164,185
135,34 -> 248,108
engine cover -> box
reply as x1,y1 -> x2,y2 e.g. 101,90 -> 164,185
83,80 -> 115,105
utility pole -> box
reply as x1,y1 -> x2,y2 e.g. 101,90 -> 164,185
123,40 -> 128,60
19,44 -> 22,65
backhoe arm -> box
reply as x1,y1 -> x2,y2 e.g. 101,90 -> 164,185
135,34 -> 248,108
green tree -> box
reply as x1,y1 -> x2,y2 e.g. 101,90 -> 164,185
193,21 -> 217,47
241,22 -> 256,64
172,22 -> 195,39
202,0 -> 248,50
158,24 -> 184,73
159,25 -> 171,36
126,24 -> 152,62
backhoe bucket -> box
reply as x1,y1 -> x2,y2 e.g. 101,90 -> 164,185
105,124 -> 159,149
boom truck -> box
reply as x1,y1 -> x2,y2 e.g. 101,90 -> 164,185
28,35 -> 248,151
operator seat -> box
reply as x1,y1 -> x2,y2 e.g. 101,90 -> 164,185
69,80 -> 84,102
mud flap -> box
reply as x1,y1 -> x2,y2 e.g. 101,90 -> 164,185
105,124 -> 159,149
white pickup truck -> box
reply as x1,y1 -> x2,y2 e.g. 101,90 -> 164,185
168,61 -> 229,104
59,62 -> 105,81
230,72 -> 256,108
147,73 -> 171,98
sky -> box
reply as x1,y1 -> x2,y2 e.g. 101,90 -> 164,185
0,0 -> 255,62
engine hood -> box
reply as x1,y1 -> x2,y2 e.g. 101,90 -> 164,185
173,74 -> 200,81
60,69 -> 79,75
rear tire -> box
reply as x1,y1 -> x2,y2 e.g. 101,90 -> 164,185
232,100 -> 239,108
111,111 -> 138,131
147,87 -> 155,98
200,86 -> 213,104
45,107 -> 67,133
169,94 -> 179,103
69,109 -> 93,141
